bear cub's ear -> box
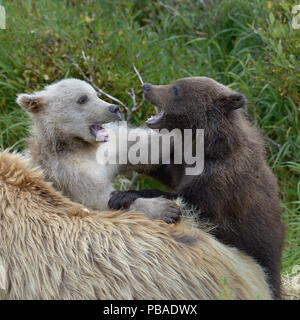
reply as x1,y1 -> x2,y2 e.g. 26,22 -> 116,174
215,93 -> 246,112
16,93 -> 46,113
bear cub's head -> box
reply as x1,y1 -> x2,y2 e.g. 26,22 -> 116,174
143,77 -> 246,130
17,79 -> 121,144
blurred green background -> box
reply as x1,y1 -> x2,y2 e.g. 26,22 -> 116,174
0,0 -> 299,275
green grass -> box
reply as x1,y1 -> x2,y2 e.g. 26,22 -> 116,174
0,0 -> 299,275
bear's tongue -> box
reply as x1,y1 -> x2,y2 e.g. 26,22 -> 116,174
90,125 -> 109,142
146,110 -> 164,125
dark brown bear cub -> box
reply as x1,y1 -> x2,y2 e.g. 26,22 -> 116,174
108,77 -> 285,299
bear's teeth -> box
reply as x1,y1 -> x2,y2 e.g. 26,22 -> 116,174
96,128 -> 109,142
146,111 -> 164,124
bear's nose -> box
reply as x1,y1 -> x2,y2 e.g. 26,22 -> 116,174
109,104 -> 119,114
143,83 -> 152,93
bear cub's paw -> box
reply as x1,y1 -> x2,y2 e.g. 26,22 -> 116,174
108,191 -> 181,224
133,197 -> 181,224
151,197 -> 181,224
108,190 -> 139,210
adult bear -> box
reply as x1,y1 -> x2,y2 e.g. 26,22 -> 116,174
108,76 -> 285,299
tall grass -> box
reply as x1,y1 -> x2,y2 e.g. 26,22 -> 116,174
0,0 -> 299,274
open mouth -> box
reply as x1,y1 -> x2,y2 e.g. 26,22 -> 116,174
146,109 -> 165,125
90,124 -> 109,142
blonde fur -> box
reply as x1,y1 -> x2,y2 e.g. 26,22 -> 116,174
0,151 -> 272,299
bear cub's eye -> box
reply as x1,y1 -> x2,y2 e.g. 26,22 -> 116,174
172,86 -> 180,96
77,95 -> 89,105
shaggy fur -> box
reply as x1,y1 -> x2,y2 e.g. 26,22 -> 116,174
108,77 -> 285,299
0,151 -> 272,300
17,79 -> 180,223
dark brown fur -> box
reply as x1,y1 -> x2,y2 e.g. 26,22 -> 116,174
108,77 -> 285,299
